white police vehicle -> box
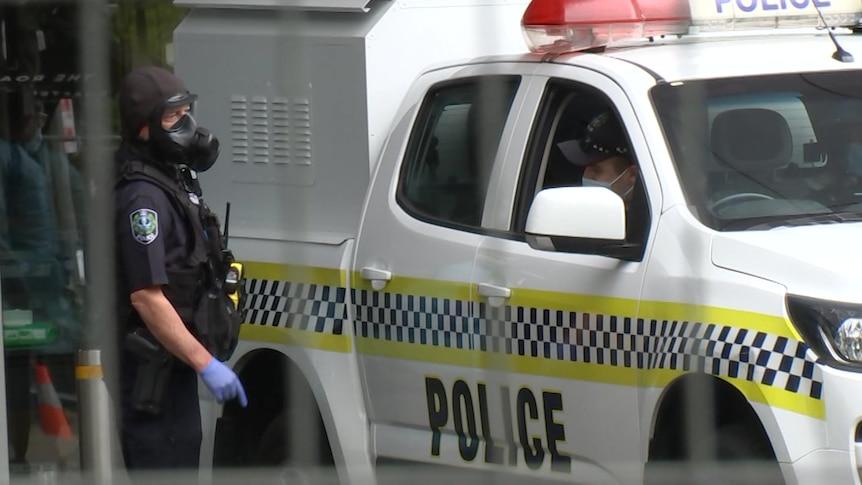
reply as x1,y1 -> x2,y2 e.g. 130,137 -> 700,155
173,0 -> 862,482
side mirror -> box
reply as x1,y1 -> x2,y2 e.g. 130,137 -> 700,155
525,187 -> 639,260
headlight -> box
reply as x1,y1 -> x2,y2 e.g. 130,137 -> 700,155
786,295 -> 862,368
838,318 -> 862,361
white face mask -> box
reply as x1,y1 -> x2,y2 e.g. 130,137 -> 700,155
582,166 -> 630,190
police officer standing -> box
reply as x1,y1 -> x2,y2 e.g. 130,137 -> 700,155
113,65 -> 247,472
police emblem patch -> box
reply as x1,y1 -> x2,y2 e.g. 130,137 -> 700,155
130,208 -> 159,245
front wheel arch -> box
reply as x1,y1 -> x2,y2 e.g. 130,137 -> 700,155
213,349 -> 333,468
646,374 -> 782,483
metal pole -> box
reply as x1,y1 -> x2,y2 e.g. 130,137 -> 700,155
0,279 -> 10,485
77,0 -> 118,482
76,350 -> 113,484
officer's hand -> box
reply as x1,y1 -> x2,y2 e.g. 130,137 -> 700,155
200,358 -> 248,407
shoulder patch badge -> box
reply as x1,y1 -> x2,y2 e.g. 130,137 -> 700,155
130,208 -> 159,245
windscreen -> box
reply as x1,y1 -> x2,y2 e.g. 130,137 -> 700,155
652,70 -> 862,231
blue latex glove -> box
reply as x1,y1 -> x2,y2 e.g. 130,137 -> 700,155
200,358 -> 248,407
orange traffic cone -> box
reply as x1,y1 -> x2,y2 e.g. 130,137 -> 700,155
34,363 -> 73,439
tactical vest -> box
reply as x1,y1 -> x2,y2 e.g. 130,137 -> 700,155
116,160 -> 240,361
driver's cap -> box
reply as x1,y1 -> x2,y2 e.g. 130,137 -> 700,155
558,111 -> 630,167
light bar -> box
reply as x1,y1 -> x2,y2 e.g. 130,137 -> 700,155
522,0 -> 862,54
522,0 -> 692,54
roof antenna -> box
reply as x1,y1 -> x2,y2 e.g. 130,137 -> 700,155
222,201 -> 231,249
813,3 -> 854,62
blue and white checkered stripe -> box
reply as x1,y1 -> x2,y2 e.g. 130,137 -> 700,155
243,279 -> 347,335
352,290 -> 473,347
648,320 -> 819,398
477,309 -> 644,366
353,289 -> 823,399
240,278 -> 823,398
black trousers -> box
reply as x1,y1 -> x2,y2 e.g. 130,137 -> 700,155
119,353 -> 202,470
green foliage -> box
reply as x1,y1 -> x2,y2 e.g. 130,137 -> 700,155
111,0 -> 189,71
109,0 -> 189,134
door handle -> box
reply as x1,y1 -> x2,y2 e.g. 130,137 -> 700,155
477,282 -> 511,308
360,267 -> 392,290
477,283 -> 511,299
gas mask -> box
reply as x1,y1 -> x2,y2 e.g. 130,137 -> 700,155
150,112 -> 220,172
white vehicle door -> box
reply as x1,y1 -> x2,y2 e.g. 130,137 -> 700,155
467,65 -> 662,483
352,65 -> 536,472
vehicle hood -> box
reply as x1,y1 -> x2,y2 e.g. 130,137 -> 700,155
711,223 -> 862,303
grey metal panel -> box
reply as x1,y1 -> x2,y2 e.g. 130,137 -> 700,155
173,0 -> 379,12
174,11 -> 372,244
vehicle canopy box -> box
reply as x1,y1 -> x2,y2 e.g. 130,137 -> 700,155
173,0 -> 530,244
173,0 -> 862,484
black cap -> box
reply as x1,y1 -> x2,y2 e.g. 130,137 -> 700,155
119,65 -> 198,139
557,111 -> 630,167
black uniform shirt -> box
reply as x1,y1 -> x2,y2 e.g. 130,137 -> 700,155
115,179 -> 191,294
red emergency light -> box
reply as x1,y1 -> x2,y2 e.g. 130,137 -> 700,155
522,0 -> 862,55
521,0 -> 693,54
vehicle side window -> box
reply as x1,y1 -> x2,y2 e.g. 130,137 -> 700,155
513,80 -> 651,258
398,76 -> 520,229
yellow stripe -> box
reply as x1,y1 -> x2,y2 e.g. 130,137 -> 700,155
639,368 -> 824,419
240,324 -> 351,353
356,337 -> 824,418
356,336 -> 640,385
504,289 -> 798,342
244,262 -> 346,287
243,263 -> 820,417
726,374 -> 824,419
251,263 -> 797,340
352,273 -> 471,301
75,365 -> 104,380
509,288 -> 639,316
639,300 -> 801,341
349,271 -> 798,341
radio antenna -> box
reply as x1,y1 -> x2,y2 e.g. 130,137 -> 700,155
222,202 -> 231,249
813,3 -> 854,62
